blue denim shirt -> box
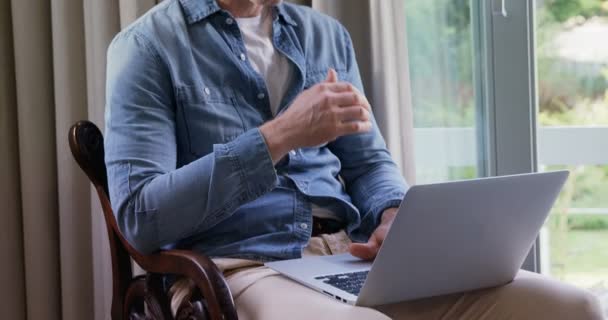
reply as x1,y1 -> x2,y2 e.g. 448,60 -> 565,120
105,0 -> 408,261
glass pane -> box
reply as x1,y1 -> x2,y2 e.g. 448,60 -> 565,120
404,0 -> 481,184
536,0 -> 608,312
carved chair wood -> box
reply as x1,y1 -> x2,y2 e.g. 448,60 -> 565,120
69,120 -> 238,320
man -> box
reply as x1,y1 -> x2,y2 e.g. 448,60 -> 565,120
105,0 -> 603,319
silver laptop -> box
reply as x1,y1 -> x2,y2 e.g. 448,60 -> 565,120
265,171 -> 569,307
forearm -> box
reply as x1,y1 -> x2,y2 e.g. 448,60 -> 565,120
346,160 -> 408,236
109,128 -> 278,253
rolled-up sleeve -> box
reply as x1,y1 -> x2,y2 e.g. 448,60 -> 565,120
105,30 -> 277,254
329,26 -> 409,239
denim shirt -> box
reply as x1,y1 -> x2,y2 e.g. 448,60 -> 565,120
105,0 -> 408,261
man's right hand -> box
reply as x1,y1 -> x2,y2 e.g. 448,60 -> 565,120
260,69 -> 372,164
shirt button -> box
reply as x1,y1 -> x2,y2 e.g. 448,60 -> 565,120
289,150 -> 297,156
257,93 -> 265,100
204,87 -> 211,95
225,17 -> 234,25
239,53 -> 246,61
300,223 -> 308,230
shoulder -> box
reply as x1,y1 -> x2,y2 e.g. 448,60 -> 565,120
109,0 -> 185,57
280,3 -> 355,77
280,3 -> 350,40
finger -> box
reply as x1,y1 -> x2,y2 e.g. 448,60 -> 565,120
319,82 -> 354,93
349,242 -> 379,260
337,106 -> 369,122
325,68 -> 338,83
348,86 -> 372,111
327,92 -> 371,110
337,120 -> 372,135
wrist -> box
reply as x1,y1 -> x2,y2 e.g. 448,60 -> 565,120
380,207 -> 398,224
260,118 -> 295,164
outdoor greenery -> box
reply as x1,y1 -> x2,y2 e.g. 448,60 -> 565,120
537,4 -> 608,285
538,0 -> 608,125
406,0 -> 608,127
405,0 -> 475,128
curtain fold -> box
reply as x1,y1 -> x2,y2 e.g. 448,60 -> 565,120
120,0 -> 159,29
0,1 -> 159,319
50,0 -> 93,319
0,1 -> 26,319
83,1 -> 122,318
11,0 -> 61,319
368,0 -> 416,184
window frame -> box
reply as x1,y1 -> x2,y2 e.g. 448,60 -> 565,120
474,0 -> 540,272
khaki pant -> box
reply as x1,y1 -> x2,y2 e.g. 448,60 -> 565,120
170,231 -> 603,319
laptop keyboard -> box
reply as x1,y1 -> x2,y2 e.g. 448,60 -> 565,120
314,270 -> 369,296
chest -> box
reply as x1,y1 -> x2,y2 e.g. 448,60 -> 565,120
167,19 -> 345,161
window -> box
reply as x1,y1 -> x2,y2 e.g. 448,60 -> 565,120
406,0 -> 607,312
536,0 -> 608,308
405,0 -> 482,184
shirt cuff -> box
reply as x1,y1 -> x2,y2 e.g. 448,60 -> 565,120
359,193 -> 405,237
224,128 -> 278,199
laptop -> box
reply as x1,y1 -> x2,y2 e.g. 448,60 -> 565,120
265,171 -> 569,307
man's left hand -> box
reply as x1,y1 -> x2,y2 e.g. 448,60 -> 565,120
349,207 -> 398,260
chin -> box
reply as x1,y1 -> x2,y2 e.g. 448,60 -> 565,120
250,0 -> 283,5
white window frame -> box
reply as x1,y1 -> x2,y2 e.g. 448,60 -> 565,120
473,0 -> 540,271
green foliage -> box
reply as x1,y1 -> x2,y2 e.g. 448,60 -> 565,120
536,1 -> 608,126
548,229 -> 608,282
405,0 -> 608,128
568,215 -> 608,230
545,0 -> 607,22
405,0 -> 475,128
539,98 -> 608,125
548,214 -> 608,230
447,166 -> 477,180
548,165 -> 608,209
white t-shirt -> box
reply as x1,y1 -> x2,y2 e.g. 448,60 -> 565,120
236,9 -> 341,222
236,9 -> 292,115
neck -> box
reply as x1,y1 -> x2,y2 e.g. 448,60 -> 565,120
217,0 -> 265,18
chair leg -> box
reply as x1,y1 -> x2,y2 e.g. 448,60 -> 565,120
145,274 -> 173,320
173,280 -> 209,320
124,276 -> 148,320
125,273 -> 218,320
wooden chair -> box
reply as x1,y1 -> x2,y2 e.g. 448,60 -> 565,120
69,120 -> 238,320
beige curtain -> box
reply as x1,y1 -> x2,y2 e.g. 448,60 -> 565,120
311,0 -> 416,183
0,1 -> 159,319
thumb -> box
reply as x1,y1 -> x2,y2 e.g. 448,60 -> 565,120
325,68 -> 338,83
349,239 -> 379,261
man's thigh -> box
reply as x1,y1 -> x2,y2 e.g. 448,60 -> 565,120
172,267 -> 601,320
234,271 -> 390,320
376,270 -> 603,320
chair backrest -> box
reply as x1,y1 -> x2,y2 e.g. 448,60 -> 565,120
68,120 -> 134,319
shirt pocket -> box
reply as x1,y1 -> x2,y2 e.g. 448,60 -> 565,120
176,84 -> 246,157
303,67 -> 347,90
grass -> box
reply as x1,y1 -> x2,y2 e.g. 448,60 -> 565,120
547,220 -> 608,287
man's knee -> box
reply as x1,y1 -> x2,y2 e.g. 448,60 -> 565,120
567,289 -> 603,320
502,272 -> 604,319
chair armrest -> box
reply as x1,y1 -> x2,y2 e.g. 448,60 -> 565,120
136,250 -> 237,320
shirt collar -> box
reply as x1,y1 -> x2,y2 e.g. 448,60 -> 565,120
275,3 -> 298,27
179,0 -> 297,27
